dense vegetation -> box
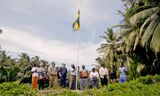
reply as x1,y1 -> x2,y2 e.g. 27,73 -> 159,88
96,0 -> 160,79
0,51 -> 49,84
0,81 -> 37,96
1,75 -> 159,96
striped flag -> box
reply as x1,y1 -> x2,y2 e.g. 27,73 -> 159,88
73,10 -> 80,31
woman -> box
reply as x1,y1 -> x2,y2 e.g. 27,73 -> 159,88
39,63 -> 47,90
31,63 -> 39,89
109,65 -> 117,83
119,63 -> 127,83
90,68 -> 99,88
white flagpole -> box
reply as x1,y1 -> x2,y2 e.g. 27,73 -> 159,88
76,29 -> 80,90
76,0 -> 81,90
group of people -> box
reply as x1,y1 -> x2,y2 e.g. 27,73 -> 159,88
89,63 -> 127,88
31,62 -> 58,90
31,62 -> 127,90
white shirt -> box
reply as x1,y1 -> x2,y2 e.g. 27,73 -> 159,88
90,71 -> 99,80
39,67 -> 47,79
71,68 -> 77,76
31,67 -> 39,77
99,67 -> 108,78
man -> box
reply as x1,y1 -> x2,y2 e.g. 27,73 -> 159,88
48,62 -> 57,87
79,65 -> 89,90
70,64 -> 77,90
99,64 -> 108,86
59,63 -> 68,88
90,68 -> 99,88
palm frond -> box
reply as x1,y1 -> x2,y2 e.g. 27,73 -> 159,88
141,15 -> 160,47
129,7 -> 160,26
150,23 -> 160,53
140,12 -> 158,36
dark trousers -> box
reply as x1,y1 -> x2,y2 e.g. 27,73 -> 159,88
70,75 -> 76,90
39,79 -> 45,90
91,79 -> 99,88
100,76 -> 108,86
60,76 -> 67,88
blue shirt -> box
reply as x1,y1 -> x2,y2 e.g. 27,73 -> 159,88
60,67 -> 67,77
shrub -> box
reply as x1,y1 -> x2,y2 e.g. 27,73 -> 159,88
0,82 -> 37,96
136,75 -> 160,84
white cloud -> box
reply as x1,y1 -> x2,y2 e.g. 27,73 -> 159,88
0,0 -> 123,69
0,27 -> 99,65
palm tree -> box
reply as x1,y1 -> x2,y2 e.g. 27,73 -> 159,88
0,51 -> 21,82
31,56 -> 40,66
122,0 -> 160,53
97,28 -> 120,67
18,53 -> 31,68
118,0 -> 160,76
122,0 -> 138,4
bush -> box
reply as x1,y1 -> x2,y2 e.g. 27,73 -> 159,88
136,75 -> 160,84
81,82 -> 160,96
0,82 -> 37,96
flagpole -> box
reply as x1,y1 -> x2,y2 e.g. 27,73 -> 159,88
76,29 -> 80,90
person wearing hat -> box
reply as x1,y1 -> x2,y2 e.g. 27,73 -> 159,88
48,62 -> 57,87
59,63 -> 68,88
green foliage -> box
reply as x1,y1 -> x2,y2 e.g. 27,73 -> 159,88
0,50 -> 50,84
81,75 -> 160,96
97,28 -> 121,68
46,75 -> 160,96
136,74 -> 160,84
47,90 -> 79,96
0,82 -> 37,96
81,81 -> 160,96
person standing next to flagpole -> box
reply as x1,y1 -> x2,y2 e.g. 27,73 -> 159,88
99,64 -> 109,87
48,62 -> 57,87
79,65 -> 89,90
70,64 -> 77,90
59,63 -> 68,88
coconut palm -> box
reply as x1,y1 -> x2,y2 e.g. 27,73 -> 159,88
18,53 -> 31,67
31,56 -> 41,66
118,0 -> 160,76
97,28 -> 120,67
122,0 -> 160,53
0,51 -> 21,82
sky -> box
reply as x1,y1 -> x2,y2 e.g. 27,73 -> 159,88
0,0 -> 124,69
